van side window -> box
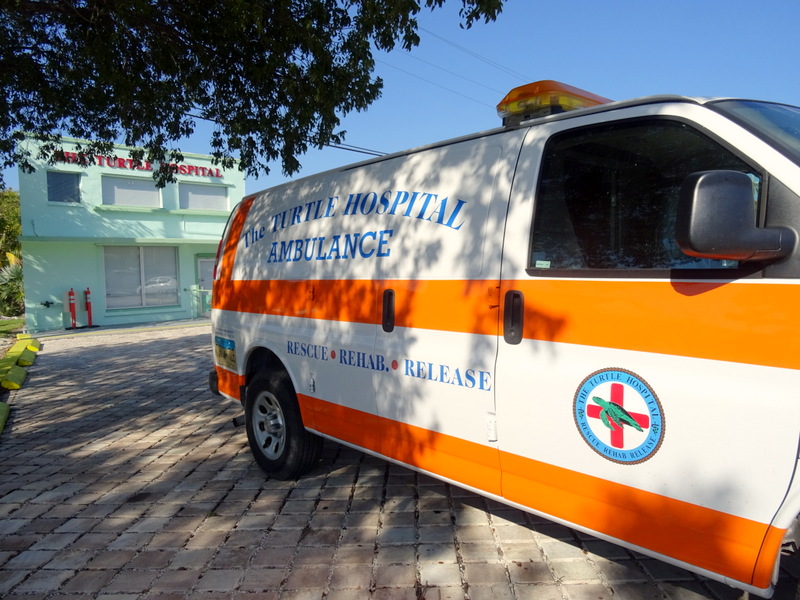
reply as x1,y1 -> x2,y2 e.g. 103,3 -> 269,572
531,120 -> 760,271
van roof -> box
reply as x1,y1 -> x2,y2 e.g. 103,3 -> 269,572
342,94 -> 710,169
249,94 -> 720,198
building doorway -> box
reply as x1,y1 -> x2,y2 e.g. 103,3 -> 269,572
197,258 -> 215,317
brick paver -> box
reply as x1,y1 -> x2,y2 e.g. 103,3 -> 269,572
0,322 -> 797,599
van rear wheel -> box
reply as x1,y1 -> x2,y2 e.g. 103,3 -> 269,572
244,371 -> 322,480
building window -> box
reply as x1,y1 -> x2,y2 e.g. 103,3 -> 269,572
104,246 -> 179,309
102,176 -> 160,208
47,172 -> 80,203
179,183 -> 229,210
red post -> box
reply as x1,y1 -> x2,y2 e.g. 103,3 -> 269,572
68,288 -> 77,329
84,287 -> 93,327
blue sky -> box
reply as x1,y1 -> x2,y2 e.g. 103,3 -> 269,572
5,0 -> 799,194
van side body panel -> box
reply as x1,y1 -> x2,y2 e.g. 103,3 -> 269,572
213,130 -> 525,490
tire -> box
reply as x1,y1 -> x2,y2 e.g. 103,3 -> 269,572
244,370 -> 322,480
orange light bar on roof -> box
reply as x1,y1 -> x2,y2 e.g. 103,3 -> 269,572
497,80 -> 612,123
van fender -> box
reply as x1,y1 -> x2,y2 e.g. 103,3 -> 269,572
241,344 -> 310,416
755,434 -> 800,587
244,345 -> 292,388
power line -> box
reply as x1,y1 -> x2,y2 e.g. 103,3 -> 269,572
188,113 -> 386,157
419,27 -> 533,83
186,26 -> 526,158
398,52 -> 506,95
191,26 -> 531,161
376,59 -> 496,109
371,28 -> 532,112
327,143 -> 386,157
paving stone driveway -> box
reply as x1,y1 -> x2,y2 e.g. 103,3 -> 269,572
1,323 -> 798,600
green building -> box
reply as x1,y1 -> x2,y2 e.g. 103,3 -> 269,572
18,139 -> 245,333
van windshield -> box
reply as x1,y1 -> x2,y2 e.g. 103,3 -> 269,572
710,100 -> 800,166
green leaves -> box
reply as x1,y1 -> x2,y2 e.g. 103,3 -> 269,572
1,0 -> 504,187
0,190 -> 20,265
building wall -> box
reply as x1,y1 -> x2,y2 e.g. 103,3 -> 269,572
18,138 -> 245,333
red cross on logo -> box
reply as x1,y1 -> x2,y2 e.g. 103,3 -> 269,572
586,382 -> 651,449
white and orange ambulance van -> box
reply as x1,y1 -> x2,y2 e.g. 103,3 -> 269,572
211,81 -> 800,597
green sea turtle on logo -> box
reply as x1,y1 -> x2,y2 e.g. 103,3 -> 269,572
592,396 -> 644,432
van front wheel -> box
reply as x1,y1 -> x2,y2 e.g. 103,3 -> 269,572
244,371 -> 321,480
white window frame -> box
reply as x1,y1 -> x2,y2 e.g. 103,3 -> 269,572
102,176 -> 161,208
178,183 -> 229,211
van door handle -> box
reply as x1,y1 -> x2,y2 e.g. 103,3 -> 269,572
503,290 -> 524,345
382,289 -> 395,333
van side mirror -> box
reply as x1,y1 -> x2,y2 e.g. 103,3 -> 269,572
676,170 -> 795,262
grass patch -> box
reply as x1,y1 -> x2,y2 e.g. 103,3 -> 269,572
0,318 -> 24,337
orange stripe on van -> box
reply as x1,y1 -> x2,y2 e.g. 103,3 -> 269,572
299,394 -> 501,496
302,394 -> 384,453
214,278 -> 500,335
500,452 -> 779,588
216,366 -> 245,400
506,278 -> 800,371
298,394 -> 781,588
216,277 -> 799,369
212,196 -> 254,308
215,279 -> 381,323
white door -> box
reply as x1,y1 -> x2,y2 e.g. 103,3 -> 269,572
494,110 -> 799,587
197,258 -> 215,317
368,133 -> 522,495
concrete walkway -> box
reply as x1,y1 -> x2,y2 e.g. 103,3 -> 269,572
0,324 -> 797,599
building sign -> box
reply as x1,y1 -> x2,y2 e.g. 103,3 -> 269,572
58,151 -> 224,178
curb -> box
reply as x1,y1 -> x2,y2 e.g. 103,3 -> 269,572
0,400 -> 8,433
33,319 -> 210,340
1,334 -> 41,391
0,334 -> 41,435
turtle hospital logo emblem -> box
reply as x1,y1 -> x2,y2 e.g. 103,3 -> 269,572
573,368 -> 665,464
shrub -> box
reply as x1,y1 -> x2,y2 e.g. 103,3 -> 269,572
0,253 -> 24,316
